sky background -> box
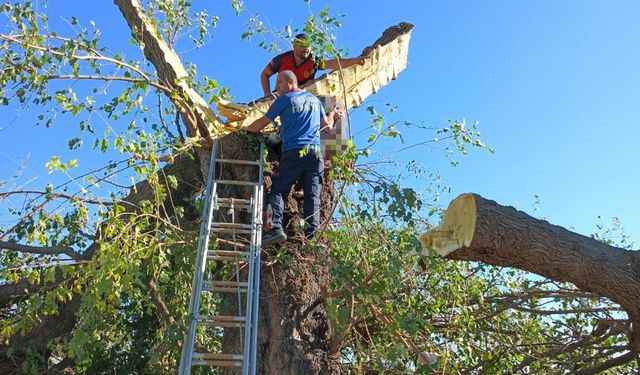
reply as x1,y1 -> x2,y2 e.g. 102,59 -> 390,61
1,0 -> 639,246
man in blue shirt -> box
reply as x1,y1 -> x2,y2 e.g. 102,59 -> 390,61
246,70 -> 342,245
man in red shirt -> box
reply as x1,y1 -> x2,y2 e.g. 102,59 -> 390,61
260,33 -> 367,97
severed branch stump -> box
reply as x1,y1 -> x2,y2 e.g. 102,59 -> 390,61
419,193 -> 640,351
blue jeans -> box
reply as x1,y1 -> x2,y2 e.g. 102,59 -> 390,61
269,148 -> 323,237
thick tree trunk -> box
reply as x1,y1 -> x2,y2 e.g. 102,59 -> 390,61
257,241 -> 339,374
255,170 -> 339,374
420,193 -> 640,351
217,136 -> 340,374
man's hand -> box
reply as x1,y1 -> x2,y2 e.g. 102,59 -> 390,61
355,56 -> 369,65
332,108 -> 344,122
321,106 -> 343,133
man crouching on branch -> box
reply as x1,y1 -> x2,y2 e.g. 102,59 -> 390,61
245,70 -> 343,246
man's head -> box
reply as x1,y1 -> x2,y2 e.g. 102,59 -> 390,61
275,70 -> 298,94
292,33 -> 312,61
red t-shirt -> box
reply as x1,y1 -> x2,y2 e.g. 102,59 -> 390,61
266,51 -> 325,85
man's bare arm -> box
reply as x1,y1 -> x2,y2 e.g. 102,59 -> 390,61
245,116 -> 272,133
323,56 -> 368,71
260,66 -> 274,96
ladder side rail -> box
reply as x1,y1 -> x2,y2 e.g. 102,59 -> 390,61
249,186 -> 264,373
241,189 -> 258,375
178,141 -> 219,375
249,143 -> 265,374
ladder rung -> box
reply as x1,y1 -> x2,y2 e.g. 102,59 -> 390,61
203,280 -> 249,293
193,353 -> 244,361
216,198 -> 252,205
198,315 -> 246,321
210,250 -> 249,257
206,286 -> 248,293
205,280 -> 249,287
209,256 -> 249,262
216,158 -> 260,166
214,204 -> 252,212
216,180 -> 261,186
210,227 -> 253,234
192,360 -> 242,367
214,198 -> 252,210
214,238 -> 250,248
211,222 -> 253,229
196,322 -> 245,328
197,315 -> 246,328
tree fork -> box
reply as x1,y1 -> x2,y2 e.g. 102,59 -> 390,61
420,193 -> 640,352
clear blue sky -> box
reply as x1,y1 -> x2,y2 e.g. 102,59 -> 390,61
1,1 -> 639,246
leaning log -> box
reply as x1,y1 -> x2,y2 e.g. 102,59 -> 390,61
419,193 -> 640,350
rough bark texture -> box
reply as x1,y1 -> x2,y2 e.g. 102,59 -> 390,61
421,193 -> 640,352
257,241 -> 338,374
256,167 -> 339,374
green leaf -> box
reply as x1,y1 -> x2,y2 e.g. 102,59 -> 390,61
166,175 -> 178,190
68,137 -> 82,150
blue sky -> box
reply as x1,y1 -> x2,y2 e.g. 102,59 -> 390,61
1,0 -> 639,246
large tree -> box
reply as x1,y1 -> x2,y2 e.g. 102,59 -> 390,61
1,1 -> 636,374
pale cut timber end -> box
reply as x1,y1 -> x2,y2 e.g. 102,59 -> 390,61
419,193 -> 476,257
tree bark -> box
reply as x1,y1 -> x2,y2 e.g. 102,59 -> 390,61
420,193 -> 640,353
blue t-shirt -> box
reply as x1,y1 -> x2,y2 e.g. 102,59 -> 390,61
265,91 -> 326,152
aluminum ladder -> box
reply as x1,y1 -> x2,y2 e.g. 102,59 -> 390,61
179,141 -> 264,375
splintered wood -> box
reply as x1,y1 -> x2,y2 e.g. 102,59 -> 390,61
215,23 -> 414,134
419,193 -> 476,257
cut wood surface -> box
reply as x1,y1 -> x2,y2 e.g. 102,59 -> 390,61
420,193 -> 640,350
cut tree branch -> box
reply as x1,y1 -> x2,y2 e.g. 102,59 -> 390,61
113,0 -> 221,142
420,193 -> 640,352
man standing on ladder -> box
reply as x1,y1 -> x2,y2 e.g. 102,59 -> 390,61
246,70 -> 343,245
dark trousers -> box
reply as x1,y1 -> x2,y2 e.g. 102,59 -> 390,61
269,148 -> 323,237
